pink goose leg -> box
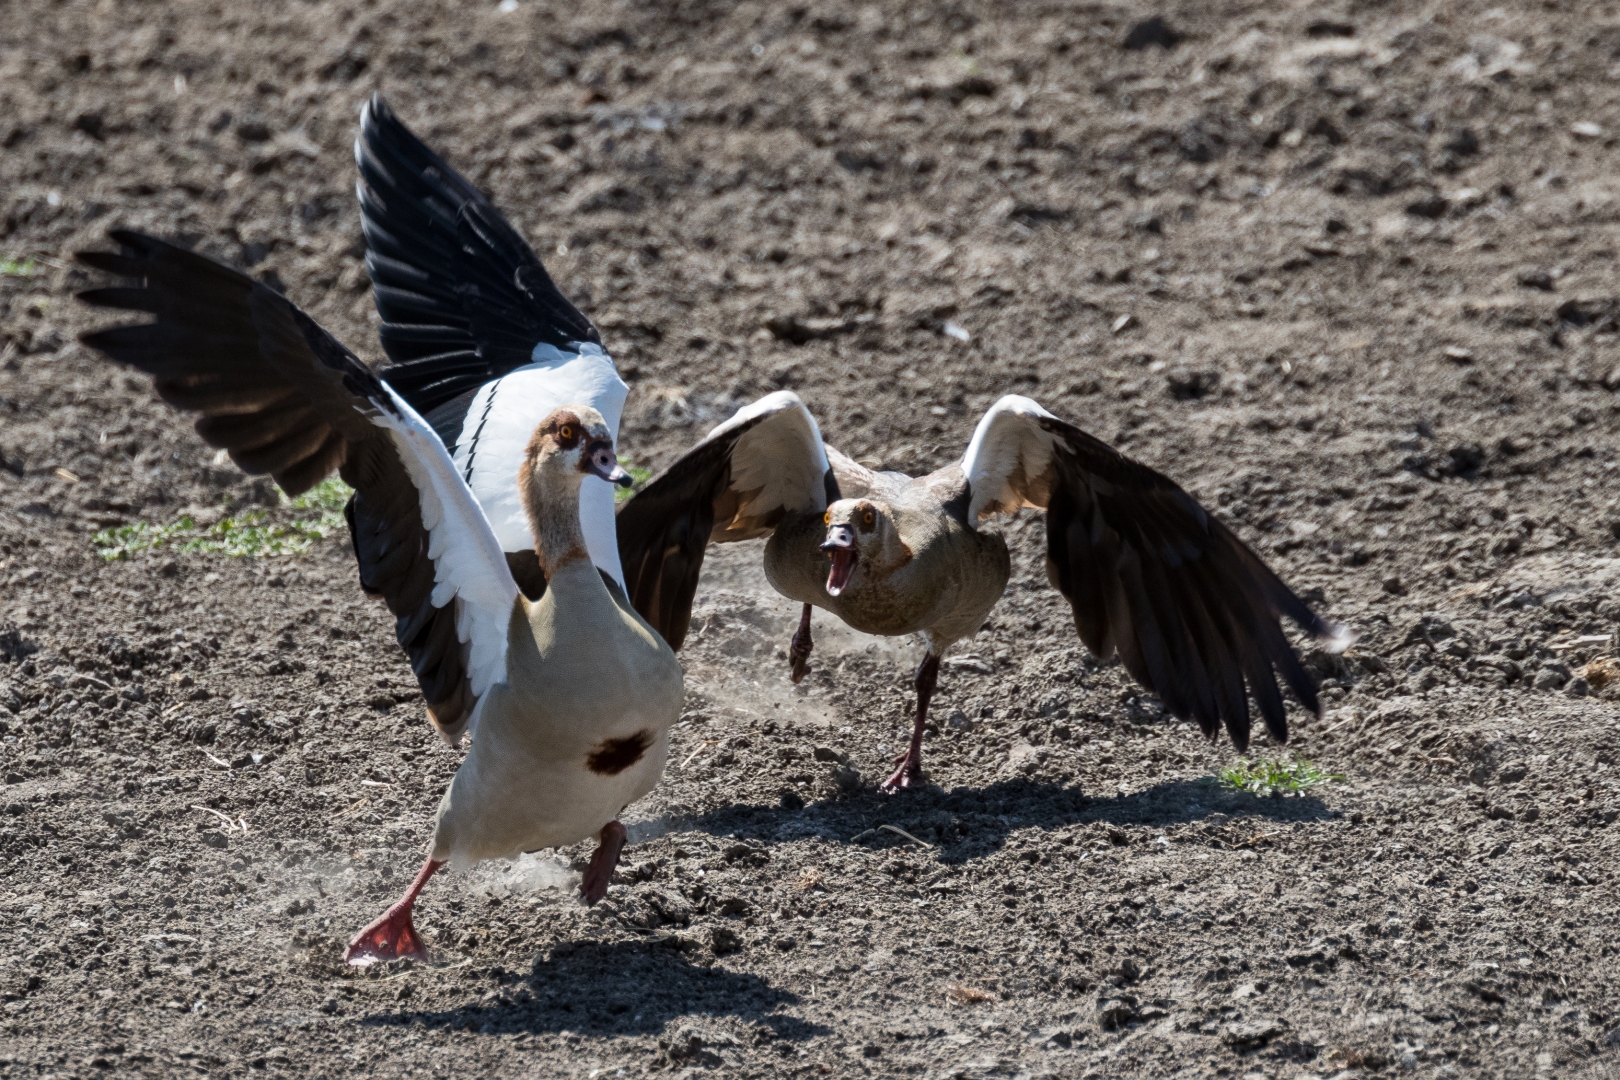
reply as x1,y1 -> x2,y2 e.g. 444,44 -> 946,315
789,604 -> 815,683
344,856 -> 444,965
580,821 -> 628,905
882,651 -> 942,793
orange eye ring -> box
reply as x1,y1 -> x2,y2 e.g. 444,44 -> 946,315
559,425 -> 575,442
861,509 -> 876,529
823,510 -> 831,525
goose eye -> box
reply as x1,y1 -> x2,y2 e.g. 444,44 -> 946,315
860,509 -> 876,529
823,510 -> 831,525
558,424 -> 575,442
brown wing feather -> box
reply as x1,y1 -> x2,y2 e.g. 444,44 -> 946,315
616,411 -> 836,650
1030,414 -> 1336,752
76,230 -> 479,740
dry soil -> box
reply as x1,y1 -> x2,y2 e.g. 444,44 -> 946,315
2,1 -> 1620,1078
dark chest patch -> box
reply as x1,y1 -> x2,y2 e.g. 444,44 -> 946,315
586,729 -> 654,776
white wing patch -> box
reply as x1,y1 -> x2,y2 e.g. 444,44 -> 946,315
710,390 -> 831,520
961,395 -> 1064,523
369,383 -> 520,735
452,342 -> 628,585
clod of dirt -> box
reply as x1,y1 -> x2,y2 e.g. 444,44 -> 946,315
1515,267 -> 1556,292
1223,1018 -> 1287,1049
1444,128 -> 1481,156
72,111 -> 104,140
1579,656 -> 1620,691
765,314 -> 860,344
0,622 -> 36,662
1305,18 -> 1356,37
1405,192 -> 1450,219
1165,368 -> 1219,400
1122,16 -> 1180,50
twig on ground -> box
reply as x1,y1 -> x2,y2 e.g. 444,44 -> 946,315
190,805 -> 248,833
678,741 -> 716,769
878,824 -> 932,847
335,797 -> 370,819
946,983 -> 995,1005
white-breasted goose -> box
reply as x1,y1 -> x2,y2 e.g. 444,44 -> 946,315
349,95 -> 845,656
618,394 -> 1351,791
75,233 -> 684,964
354,94 -> 629,598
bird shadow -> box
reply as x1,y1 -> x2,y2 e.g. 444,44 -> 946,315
646,776 -> 1337,866
357,939 -> 829,1040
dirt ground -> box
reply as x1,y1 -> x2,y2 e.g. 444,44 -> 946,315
3,0 -> 1620,1076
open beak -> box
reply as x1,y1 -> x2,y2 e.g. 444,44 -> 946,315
587,445 -> 634,488
821,524 -> 857,596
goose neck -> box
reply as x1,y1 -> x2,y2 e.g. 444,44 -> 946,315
521,464 -> 589,577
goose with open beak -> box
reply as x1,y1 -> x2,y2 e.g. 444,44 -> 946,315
618,394 -> 1352,792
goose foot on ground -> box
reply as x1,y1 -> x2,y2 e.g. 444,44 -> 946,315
580,820 -> 628,905
879,651 -> 941,793
881,748 -> 925,792
344,857 -> 444,966
789,604 -> 814,683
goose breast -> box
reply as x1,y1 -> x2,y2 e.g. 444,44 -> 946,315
431,560 -> 681,865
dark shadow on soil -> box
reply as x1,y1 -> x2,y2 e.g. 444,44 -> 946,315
357,939 -> 828,1039
663,777 -> 1337,865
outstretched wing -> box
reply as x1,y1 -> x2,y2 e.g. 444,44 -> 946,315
355,93 -> 601,422
616,391 -> 850,649
75,230 -> 519,745
962,395 -> 1351,751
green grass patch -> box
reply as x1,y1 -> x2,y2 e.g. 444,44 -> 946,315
90,518 -> 197,561
615,457 -> 652,503
93,477 -> 352,560
1216,756 -> 1342,798
287,475 -> 352,514
0,257 -> 37,278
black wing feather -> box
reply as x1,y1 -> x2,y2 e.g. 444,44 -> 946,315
76,230 -> 479,740
356,93 -> 599,418
615,434 -> 734,651
1038,415 -> 1335,751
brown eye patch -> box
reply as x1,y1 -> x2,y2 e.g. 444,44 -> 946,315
541,412 -> 585,449
860,508 -> 876,530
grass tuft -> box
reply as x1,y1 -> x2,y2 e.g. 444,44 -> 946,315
0,257 -> 36,278
1216,756 -> 1342,798
90,518 -> 196,561
94,476 -> 352,560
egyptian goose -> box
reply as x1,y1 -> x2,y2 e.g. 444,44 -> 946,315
618,395 -> 1351,791
74,232 -> 684,964
348,95 -> 838,637
347,98 -> 1349,791
352,94 -> 629,599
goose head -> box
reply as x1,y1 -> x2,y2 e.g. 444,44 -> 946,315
520,406 -> 631,490
820,498 -> 910,597
519,407 -> 631,566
